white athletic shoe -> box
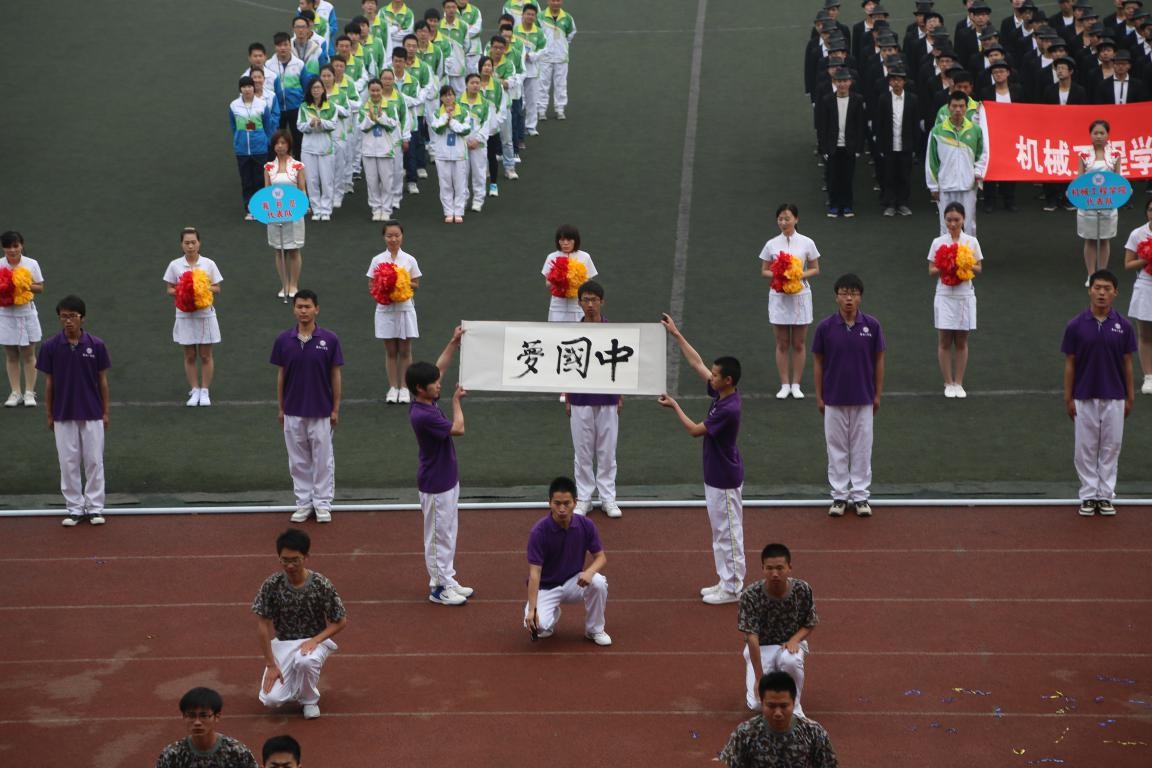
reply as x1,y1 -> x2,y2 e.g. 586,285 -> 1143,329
416,168 -> 428,179
397,388 -> 411,403
945,384 -> 957,398
386,387 -> 400,404
602,502 -> 623,518
186,389 -> 201,407
1142,375 -> 1152,395
953,384 -> 967,399
789,384 -> 804,399
315,508 -> 332,523
407,182 -> 420,194
61,515 -> 81,527
198,389 -> 211,406
4,391 -> 20,407
22,391 -> 36,407
88,514 -> 106,525
505,169 -> 519,180
471,201 -> 483,212
302,704 -> 321,719
556,111 -> 566,120
320,214 -> 331,221
290,507 -> 313,523
535,607 -> 560,638
429,586 -> 467,606
447,584 -> 474,599
700,582 -> 724,596
574,499 -> 592,516
702,589 -> 740,605
585,631 -> 613,646
775,384 -> 791,400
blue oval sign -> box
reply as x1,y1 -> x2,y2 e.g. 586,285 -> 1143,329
248,184 -> 309,223
1065,171 -> 1132,211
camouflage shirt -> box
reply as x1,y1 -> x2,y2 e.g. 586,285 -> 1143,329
251,571 -> 346,640
719,715 -> 838,768
156,735 -> 258,768
737,578 -> 818,645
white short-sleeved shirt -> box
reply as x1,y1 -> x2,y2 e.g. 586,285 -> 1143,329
758,232 -> 820,296
542,249 -> 597,313
0,255 -> 44,318
927,232 -> 983,297
1124,223 -> 1152,287
367,249 -> 422,312
163,256 -> 223,318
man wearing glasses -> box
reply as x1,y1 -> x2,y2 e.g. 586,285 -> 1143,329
156,687 -> 258,767
812,275 -> 885,517
35,295 -> 111,527
252,528 -> 348,719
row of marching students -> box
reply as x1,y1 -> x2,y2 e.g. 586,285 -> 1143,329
228,1 -> 577,224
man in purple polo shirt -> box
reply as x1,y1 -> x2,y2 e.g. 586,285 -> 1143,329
1062,269 -> 1136,517
35,295 -> 111,527
524,476 -> 611,645
270,290 -> 343,524
658,313 -> 746,605
811,274 -> 885,518
566,280 -> 623,518
406,325 -> 473,606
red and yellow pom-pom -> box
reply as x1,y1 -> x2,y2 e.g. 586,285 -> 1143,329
547,256 -> 571,297
769,253 -> 804,294
175,269 -> 213,312
0,268 -> 13,307
565,259 -> 588,298
370,262 -> 414,304
1138,236 -> 1152,276
954,244 -> 977,282
934,242 -> 962,286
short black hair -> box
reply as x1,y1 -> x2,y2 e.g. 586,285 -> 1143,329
262,735 -> 301,762
948,89 -> 969,104
405,360 -> 441,394
1,230 -> 24,247
577,280 -> 604,300
239,75 -> 255,89
1089,269 -> 1119,289
273,32 -> 291,45
179,687 -> 223,714
943,201 -> 966,218
249,42 -> 267,54
276,528 -> 311,556
523,2 -> 538,13
548,476 -> 577,499
833,273 -> 865,295
712,356 -> 742,387
56,295 -> 86,317
423,8 -> 441,21
392,46 -> 408,60
775,203 -> 799,218
758,671 -> 797,701
296,9 -> 316,24
382,219 -> 404,234
761,543 -> 791,564
555,223 -> 581,251
345,21 -> 363,34
294,288 -> 319,306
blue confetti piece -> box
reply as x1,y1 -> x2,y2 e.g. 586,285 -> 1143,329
1096,675 -> 1136,685
1098,719 -> 1116,727
946,727 -> 958,734
690,730 -> 699,740
993,706 -> 1004,719
1094,696 -> 1105,703
904,689 -> 922,696
930,721 -> 941,729
1129,698 -> 1152,708
941,696 -> 956,704
1027,759 -> 1066,765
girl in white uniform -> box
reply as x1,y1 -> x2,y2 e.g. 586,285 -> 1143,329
359,76 -> 403,221
927,202 -> 984,399
162,228 -> 222,407
264,130 -> 308,299
1122,197 -> 1152,395
1077,120 -> 1123,286
0,230 -> 45,407
428,85 -> 473,223
541,224 -> 597,321
758,203 -> 821,399
298,79 -> 347,221
366,220 -> 422,404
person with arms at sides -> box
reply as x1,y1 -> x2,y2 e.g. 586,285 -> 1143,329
0,229 -> 44,407
264,131 -> 307,299
162,227 -> 222,407
156,687 -> 258,768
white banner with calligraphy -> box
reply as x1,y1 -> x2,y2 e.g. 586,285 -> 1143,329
459,321 -> 667,394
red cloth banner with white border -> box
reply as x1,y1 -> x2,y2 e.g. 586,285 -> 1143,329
982,101 -> 1152,181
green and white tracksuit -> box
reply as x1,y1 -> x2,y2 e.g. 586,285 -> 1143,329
460,92 -> 492,208
926,113 -> 988,236
514,22 -> 546,131
298,100 -> 347,215
359,96 -> 404,215
538,8 -> 576,116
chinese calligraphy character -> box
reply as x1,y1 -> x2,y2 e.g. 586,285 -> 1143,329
515,339 -> 544,377
556,337 -> 592,378
595,338 -> 635,382
1128,136 -> 1152,176
1015,136 -> 1039,171
1042,138 -> 1072,177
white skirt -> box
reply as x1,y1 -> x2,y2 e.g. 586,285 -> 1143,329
374,309 -> 419,339
1129,278 -> 1152,322
548,307 -> 583,322
768,291 -> 813,326
0,311 -> 42,346
267,220 -> 306,249
1076,208 -> 1118,240
934,293 -> 977,331
173,315 -> 222,345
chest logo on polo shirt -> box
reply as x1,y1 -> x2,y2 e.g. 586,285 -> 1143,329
860,325 -> 872,336
1112,322 -> 1124,334
318,339 -> 328,348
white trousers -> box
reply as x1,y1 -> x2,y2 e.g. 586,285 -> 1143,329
468,146 -> 487,207
743,641 -> 809,714
538,60 -> 569,113
420,483 -> 460,589
259,637 -> 337,707
499,116 -> 515,170
435,158 -> 468,216
304,151 -> 336,215
54,420 -> 105,515
569,404 -> 618,504
523,76 -> 540,130
392,153 -> 404,199
334,138 -> 350,196
524,572 -> 608,635
363,155 -> 396,214
824,405 -> 873,502
704,484 -> 745,593
283,415 -> 335,511
937,190 -> 977,236
1074,398 -> 1126,500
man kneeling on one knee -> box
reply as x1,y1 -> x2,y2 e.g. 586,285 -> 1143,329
737,542 -> 819,714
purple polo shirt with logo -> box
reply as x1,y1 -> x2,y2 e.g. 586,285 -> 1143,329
527,512 -> 604,589
1061,308 -> 1137,400
35,331 -> 110,422
566,314 -> 622,408
409,401 -> 459,494
811,311 -> 886,406
270,327 -> 343,417
703,383 -> 743,489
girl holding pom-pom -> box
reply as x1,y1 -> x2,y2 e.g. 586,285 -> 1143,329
163,228 -> 222,407
366,220 -> 421,404
1121,197 -> 1152,395
541,224 -> 597,322
0,230 -> 45,408
927,202 -> 983,399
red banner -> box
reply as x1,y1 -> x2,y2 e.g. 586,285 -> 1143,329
982,101 -> 1152,181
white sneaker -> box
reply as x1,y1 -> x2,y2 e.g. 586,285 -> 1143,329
311,213 -> 321,221
61,515 -> 81,527
700,582 -> 724,596
953,384 -> 967,399
302,704 -> 321,719
702,589 -> 740,605
528,128 -> 540,136
397,388 -> 411,403
88,514 -> 106,525
471,201 -> 483,212
775,384 -> 791,399
407,182 -> 420,194
416,168 -> 428,179
585,631 -> 613,646
185,389 -> 201,407
198,389 -> 211,406
513,155 -> 522,164
429,586 -> 467,605
505,169 -> 519,180
4,392 -> 19,407
315,508 -> 332,523
386,387 -> 399,404
789,384 -> 804,399
332,196 -> 343,209
538,112 -> 548,121
574,499 -> 592,516
290,507 -> 312,523
556,111 -> 566,120
602,502 -> 622,518
1142,375 -> 1152,395
22,391 -> 36,407
944,384 -> 957,398
447,584 -> 474,599
320,214 -> 331,221
371,211 -> 382,221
